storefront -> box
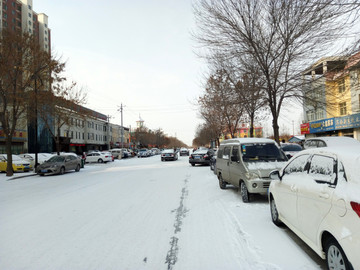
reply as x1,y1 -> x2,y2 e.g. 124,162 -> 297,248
302,113 -> 360,141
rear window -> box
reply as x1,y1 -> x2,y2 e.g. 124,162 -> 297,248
241,143 -> 287,162
282,144 -> 302,151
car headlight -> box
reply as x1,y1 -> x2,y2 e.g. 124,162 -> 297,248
245,172 -> 260,179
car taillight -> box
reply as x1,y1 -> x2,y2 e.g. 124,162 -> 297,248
204,155 -> 208,159
351,202 -> 360,218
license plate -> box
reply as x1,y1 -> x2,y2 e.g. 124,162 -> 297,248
24,166 -> 29,169
195,156 -> 201,159
166,154 -> 170,157
41,169 -> 48,173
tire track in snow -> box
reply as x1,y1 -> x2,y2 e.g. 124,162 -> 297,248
165,174 -> 190,270
217,199 -> 280,270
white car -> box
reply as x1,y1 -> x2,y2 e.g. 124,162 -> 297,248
269,145 -> 360,270
19,153 -> 54,168
85,152 -> 112,163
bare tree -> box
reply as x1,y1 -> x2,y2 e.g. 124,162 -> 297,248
198,69 -> 245,139
36,81 -> 87,155
0,30 -> 61,176
193,0 -> 360,143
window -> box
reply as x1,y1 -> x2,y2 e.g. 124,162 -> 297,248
231,146 -> 239,161
284,154 -> 310,175
338,79 -> 345,93
222,146 -> 231,160
82,133 -> 84,140
339,102 -> 347,115
28,13 -> 31,18
309,155 -> 336,184
28,4 -> 31,9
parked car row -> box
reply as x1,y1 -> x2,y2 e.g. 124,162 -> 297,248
212,136 -> 360,270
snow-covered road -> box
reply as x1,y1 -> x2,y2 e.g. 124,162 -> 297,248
0,155 -> 326,270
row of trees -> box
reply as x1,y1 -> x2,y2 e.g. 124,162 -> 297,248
132,127 -> 188,149
193,0 -> 360,145
0,30 -> 86,176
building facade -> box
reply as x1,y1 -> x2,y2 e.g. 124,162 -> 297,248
302,52 -> 360,140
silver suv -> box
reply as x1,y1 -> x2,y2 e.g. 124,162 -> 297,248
216,138 -> 288,202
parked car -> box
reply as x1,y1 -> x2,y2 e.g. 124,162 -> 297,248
209,150 -> 218,174
138,148 -> 151,158
151,148 -> 161,155
180,148 -> 190,156
269,145 -> 360,270
216,138 -> 288,202
110,149 -> 122,159
280,143 -> 303,159
0,154 -> 33,173
102,151 -> 114,161
189,149 -> 215,166
36,154 -> 81,175
161,149 -> 178,161
85,152 -> 112,163
303,136 -> 360,149
19,153 -> 54,168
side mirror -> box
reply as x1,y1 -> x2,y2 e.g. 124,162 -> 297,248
269,170 -> 282,180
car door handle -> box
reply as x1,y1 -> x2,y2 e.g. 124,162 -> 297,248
290,185 -> 297,192
319,193 -> 330,199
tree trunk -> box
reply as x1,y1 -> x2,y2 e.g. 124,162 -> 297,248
5,136 -> 13,176
250,112 -> 255,138
272,116 -> 280,145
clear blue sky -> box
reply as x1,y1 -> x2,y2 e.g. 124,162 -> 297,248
34,0 -> 206,146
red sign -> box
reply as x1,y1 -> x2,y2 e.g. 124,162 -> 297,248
300,123 -> 310,134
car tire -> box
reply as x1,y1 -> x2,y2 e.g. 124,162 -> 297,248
324,237 -> 352,270
218,174 -> 227,189
98,159 -> 104,163
240,181 -> 250,203
60,167 -> 65,175
270,197 -> 282,226
191,163 -> 195,167
75,164 -> 80,172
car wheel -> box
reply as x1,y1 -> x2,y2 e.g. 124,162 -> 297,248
60,167 -> 65,175
191,163 -> 195,167
240,181 -> 250,203
325,237 -> 352,270
218,174 -> 227,189
270,197 -> 282,226
39,173 -> 44,176
75,164 -> 80,172
98,159 -> 104,163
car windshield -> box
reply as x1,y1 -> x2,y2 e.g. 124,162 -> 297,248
47,156 -> 65,163
241,143 -> 287,162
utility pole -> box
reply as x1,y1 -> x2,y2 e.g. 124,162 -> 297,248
118,104 -> 124,148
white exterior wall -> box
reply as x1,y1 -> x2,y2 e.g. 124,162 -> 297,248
20,0 -> 33,33
37,13 -> 49,52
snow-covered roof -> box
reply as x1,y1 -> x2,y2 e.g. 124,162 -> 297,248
221,138 -> 276,145
305,136 -> 360,147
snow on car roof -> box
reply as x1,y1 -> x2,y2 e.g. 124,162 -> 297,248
305,136 -> 360,147
221,138 -> 276,145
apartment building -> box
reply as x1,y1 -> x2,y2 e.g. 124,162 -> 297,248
0,0 -> 50,52
301,52 -> 360,140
